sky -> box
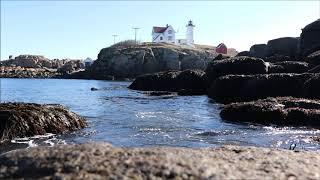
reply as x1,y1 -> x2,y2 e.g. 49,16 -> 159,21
1,1 -> 319,60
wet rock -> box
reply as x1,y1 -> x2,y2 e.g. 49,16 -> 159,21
0,66 -> 61,78
300,19 -> 320,57
0,103 -> 87,142
91,87 -> 98,91
304,74 -> 320,99
208,73 -> 315,104
220,97 -> 320,127
306,50 -> 320,66
129,69 -> 206,95
266,37 -> 299,58
204,56 -> 268,87
268,61 -> 310,73
1,143 -> 319,179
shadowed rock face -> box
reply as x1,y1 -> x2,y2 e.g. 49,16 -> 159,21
300,19 -> 320,57
208,73 -> 318,104
0,143 -> 319,179
220,97 -> 320,127
266,37 -> 299,58
128,69 -> 206,95
204,56 -> 268,87
268,61 -> 310,73
0,103 -> 87,142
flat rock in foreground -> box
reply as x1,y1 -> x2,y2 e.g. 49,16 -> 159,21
0,143 -> 319,179
0,103 -> 87,142
220,97 -> 320,127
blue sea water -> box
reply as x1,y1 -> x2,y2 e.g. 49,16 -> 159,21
1,78 -> 319,152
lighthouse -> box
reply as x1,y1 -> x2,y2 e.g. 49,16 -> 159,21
186,20 -> 195,45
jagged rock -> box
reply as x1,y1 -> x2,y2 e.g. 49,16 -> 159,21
249,44 -> 267,58
0,66 -> 61,78
0,143 -> 320,179
266,37 -> 299,58
300,19 -> 320,57
0,103 -> 87,142
128,69 -> 206,95
208,73 -> 316,103
268,61 -> 310,73
204,56 -> 268,86
220,97 -> 320,127
57,60 -> 85,74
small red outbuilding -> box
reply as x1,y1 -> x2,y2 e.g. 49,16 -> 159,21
216,43 -> 227,54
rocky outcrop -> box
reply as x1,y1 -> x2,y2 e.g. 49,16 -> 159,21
128,69 -> 206,95
220,97 -> 320,127
0,103 -> 87,142
208,73 -> 318,104
266,37 -> 299,58
236,51 -> 250,57
300,19 -> 320,57
268,61 -> 310,73
88,43 -> 215,79
1,143 -> 320,179
0,66 -> 61,78
1,55 -> 85,75
57,60 -> 85,74
204,56 -> 268,86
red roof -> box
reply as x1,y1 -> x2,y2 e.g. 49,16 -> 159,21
153,26 -> 168,33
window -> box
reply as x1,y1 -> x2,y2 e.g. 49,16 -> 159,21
168,36 -> 172,41
160,37 -> 163,40
168,30 -> 172,34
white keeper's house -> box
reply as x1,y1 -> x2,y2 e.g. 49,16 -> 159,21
151,20 -> 195,46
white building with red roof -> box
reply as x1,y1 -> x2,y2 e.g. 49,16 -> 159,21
151,20 -> 195,47
152,24 -> 176,43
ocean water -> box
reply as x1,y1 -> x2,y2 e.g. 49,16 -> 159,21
0,78 -> 319,153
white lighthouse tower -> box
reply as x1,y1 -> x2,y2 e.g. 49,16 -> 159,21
186,20 -> 195,46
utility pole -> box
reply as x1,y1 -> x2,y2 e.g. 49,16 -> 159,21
132,27 -> 140,44
112,35 -> 118,44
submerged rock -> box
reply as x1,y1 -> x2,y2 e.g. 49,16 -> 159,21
0,103 -> 87,142
208,73 -> 317,104
204,56 -> 268,86
129,69 -> 206,95
220,97 -> 320,127
1,143 -> 319,179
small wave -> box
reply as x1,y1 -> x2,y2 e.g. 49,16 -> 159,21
195,130 -> 236,137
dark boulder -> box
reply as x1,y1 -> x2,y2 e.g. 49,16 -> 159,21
213,54 -> 230,61
305,50 -> 320,66
220,97 -> 320,127
300,19 -> 320,57
204,56 -> 268,86
208,73 -> 314,104
249,44 -> 267,58
265,55 -> 295,63
0,103 -> 87,142
304,74 -> 320,99
268,61 -> 310,73
236,51 -> 250,57
266,37 -> 299,58
128,69 -> 206,95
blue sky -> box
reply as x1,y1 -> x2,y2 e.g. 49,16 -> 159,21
1,1 -> 319,60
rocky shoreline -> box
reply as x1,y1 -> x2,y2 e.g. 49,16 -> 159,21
1,143 -> 319,179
